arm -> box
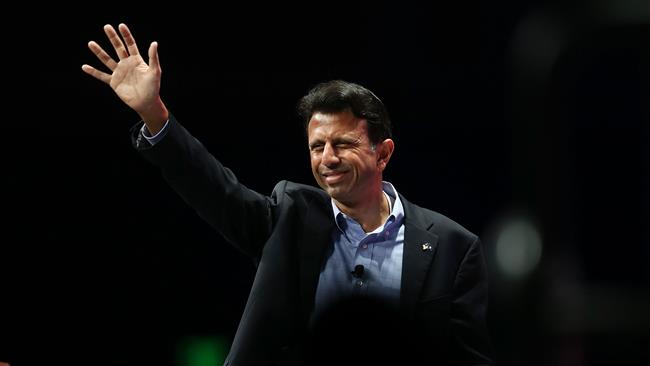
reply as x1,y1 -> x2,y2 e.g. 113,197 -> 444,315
451,237 -> 494,365
83,24 -> 276,257
132,115 -> 278,257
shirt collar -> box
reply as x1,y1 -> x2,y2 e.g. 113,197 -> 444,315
331,181 -> 405,233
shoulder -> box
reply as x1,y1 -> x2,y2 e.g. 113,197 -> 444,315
271,180 -> 325,196
401,194 -> 478,243
271,180 -> 330,206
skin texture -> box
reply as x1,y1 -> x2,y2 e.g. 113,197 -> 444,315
308,110 -> 394,232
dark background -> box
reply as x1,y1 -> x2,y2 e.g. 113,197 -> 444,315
2,1 -> 649,365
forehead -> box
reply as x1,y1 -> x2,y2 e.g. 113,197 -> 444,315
307,111 -> 368,139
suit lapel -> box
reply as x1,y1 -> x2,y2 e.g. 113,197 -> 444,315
400,197 -> 439,315
295,193 -> 439,320
298,195 -> 334,323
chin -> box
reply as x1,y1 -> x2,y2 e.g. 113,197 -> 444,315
327,188 -> 351,202
323,186 -> 341,198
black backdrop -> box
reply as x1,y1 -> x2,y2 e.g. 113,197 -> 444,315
3,2 -> 649,365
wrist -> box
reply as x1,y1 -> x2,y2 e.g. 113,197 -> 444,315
138,97 -> 169,135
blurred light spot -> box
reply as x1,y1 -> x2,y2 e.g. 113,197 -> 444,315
510,12 -> 567,81
593,0 -> 650,24
495,217 -> 542,279
177,336 -> 228,366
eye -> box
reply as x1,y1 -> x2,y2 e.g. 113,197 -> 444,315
310,144 -> 324,152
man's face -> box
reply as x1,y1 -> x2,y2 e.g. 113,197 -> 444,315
307,110 -> 385,205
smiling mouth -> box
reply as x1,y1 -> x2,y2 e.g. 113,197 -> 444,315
323,171 -> 347,184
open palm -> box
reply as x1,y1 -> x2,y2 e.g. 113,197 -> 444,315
82,24 -> 161,115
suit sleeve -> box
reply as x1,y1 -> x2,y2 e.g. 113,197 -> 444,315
130,114 -> 278,258
451,237 -> 495,365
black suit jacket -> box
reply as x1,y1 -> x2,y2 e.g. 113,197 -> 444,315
132,115 -> 493,365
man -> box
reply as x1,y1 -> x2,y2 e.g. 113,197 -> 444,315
83,23 -> 494,365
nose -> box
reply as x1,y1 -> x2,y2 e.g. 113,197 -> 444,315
321,142 -> 340,167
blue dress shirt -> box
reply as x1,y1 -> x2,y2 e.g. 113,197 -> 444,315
312,182 -> 405,320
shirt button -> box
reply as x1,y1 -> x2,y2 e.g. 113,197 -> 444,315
362,244 -> 368,249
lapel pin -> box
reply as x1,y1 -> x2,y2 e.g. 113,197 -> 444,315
421,242 -> 432,252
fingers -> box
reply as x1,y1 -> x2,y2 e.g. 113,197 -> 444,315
103,24 -> 129,60
87,41 -> 118,71
81,64 -> 111,84
118,23 -> 140,56
148,41 -> 160,72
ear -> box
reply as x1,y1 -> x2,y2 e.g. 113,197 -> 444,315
376,138 -> 395,171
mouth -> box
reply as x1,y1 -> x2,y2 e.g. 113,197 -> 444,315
322,170 -> 347,184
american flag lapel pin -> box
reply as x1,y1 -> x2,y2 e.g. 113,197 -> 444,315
421,242 -> 432,252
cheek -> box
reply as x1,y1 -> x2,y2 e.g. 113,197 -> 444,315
310,157 -> 320,173
351,154 -> 374,170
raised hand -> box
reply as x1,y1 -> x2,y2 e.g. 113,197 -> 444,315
82,23 -> 168,132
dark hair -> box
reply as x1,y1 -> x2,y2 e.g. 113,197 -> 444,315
297,80 -> 392,144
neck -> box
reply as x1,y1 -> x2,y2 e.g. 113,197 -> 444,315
334,182 -> 390,233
